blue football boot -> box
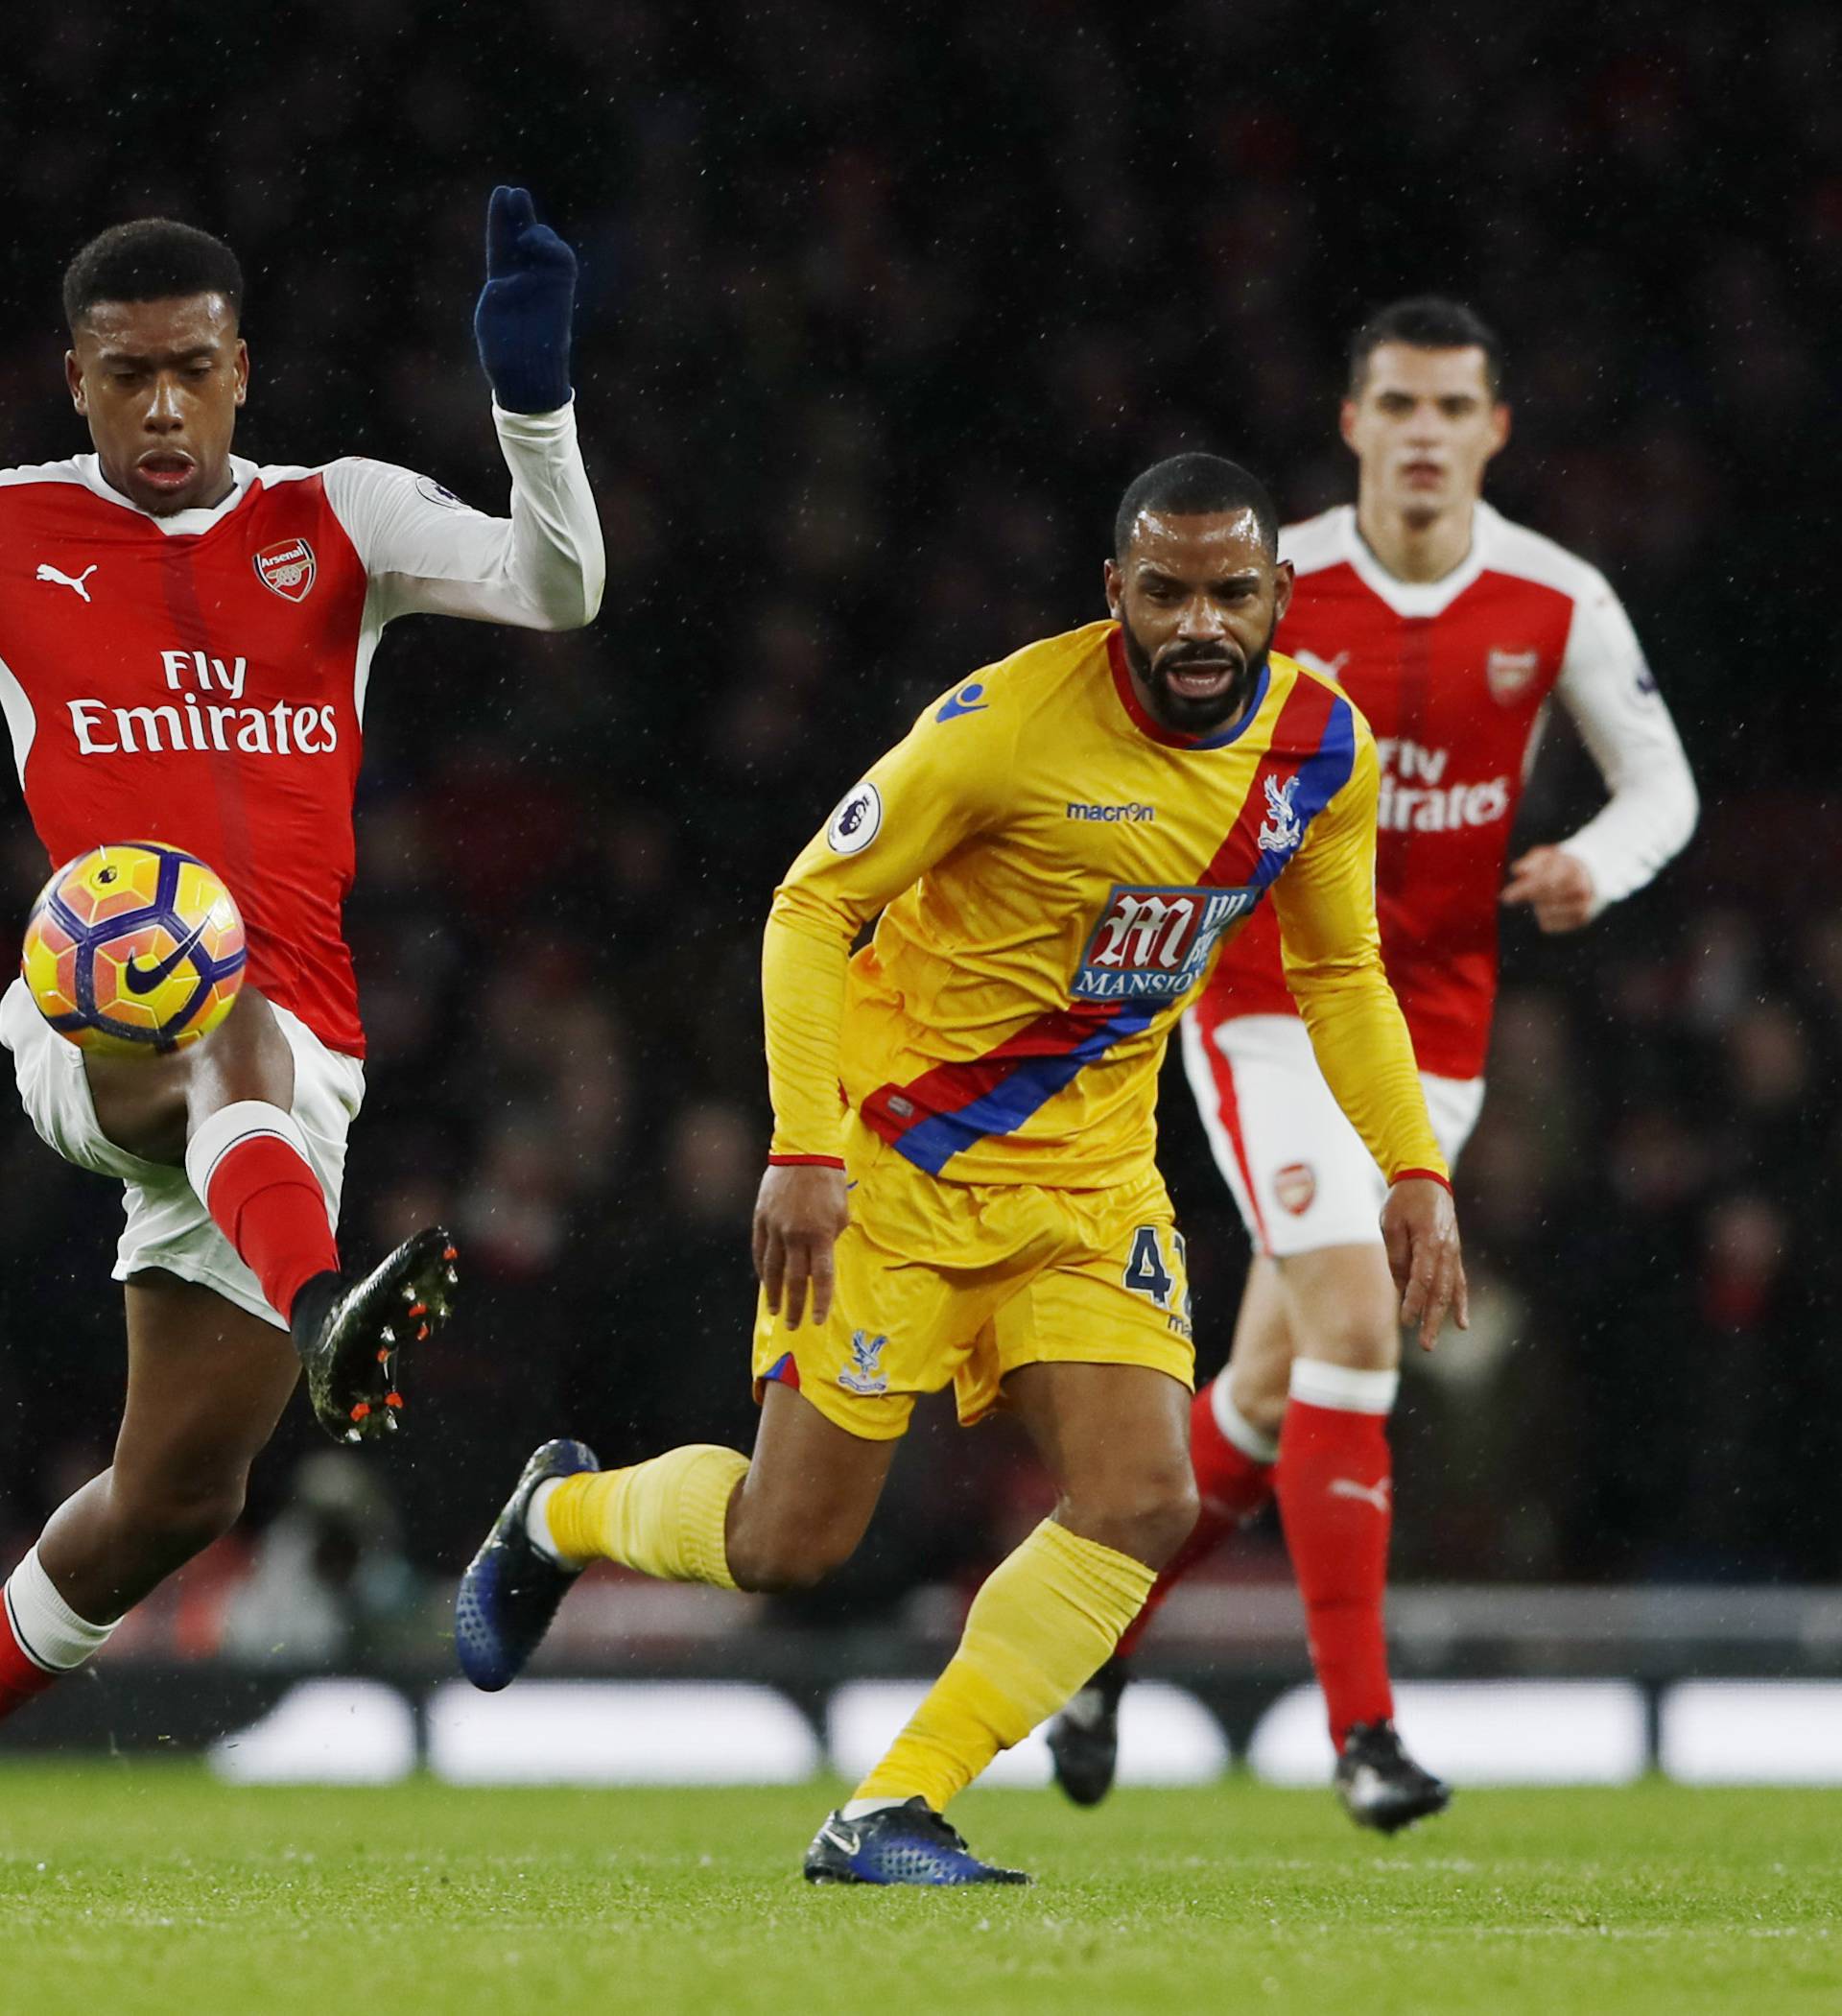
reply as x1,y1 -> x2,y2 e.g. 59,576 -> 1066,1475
455,1437 -> 600,1691
803,1799 -> 1031,1886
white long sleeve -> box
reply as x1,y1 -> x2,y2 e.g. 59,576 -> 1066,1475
1551,570 -> 1698,913
323,401 -> 603,631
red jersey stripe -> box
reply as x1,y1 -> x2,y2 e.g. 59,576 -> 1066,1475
1200,667 -> 1337,889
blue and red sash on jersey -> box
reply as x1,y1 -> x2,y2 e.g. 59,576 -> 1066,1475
860,661 -> 1358,1175
859,998 -> 1160,1174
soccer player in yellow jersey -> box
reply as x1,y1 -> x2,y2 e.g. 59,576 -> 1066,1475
456,452 -> 1467,1886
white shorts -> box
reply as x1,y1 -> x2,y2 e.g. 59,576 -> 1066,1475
1,978 -> 365,1330
1181,1011 -> 1481,1261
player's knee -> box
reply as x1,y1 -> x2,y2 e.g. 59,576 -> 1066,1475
1298,1308 -> 1398,1371
1066,1469 -> 1200,1573
726,1516 -> 861,1594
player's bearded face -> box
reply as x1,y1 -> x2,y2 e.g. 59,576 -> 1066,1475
66,295 -> 248,517
1117,605 -> 1277,733
1107,509 -> 1290,736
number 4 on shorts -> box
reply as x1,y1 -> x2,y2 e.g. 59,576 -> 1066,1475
1123,1224 -> 1176,1308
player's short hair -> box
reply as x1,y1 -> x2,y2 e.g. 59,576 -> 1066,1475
62,220 -> 244,332
1114,453 -> 1279,561
1348,296 -> 1503,398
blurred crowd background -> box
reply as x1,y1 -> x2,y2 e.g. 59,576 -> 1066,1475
0,0 -> 1837,1650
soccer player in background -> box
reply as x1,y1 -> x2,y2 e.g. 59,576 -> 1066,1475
458,453 -> 1466,1886
1048,298 -> 1698,1830
0,190 -> 603,1721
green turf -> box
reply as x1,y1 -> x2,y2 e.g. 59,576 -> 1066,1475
2,1766 -> 1838,2015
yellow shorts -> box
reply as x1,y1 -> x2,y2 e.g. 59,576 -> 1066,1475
751,1118 -> 1195,1440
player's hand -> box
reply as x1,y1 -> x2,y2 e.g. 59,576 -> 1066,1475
753,1163 -> 851,1332
473,185 -> 578,415
1380,1176 -> 1468,1353
1501,845 -> 1596,933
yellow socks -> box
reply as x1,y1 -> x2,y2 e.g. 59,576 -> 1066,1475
853,1518 -> 1155,1811
541,1445 -> 749,1588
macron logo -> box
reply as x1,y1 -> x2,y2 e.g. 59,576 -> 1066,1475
1067,801 -> 1156,823
36,563 -> 97,603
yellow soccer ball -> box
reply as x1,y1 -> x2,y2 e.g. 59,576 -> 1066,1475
21,842 -> 248,1057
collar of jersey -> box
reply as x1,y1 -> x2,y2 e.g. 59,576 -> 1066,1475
1105,627 -> 1271,750
1334,500 -> 1500,619
72,453 -> 260,536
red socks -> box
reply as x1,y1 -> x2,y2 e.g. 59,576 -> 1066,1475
1114,1358 -> 1403,1751
1116,1378 -> 1278,1661
184,1103 -> 339,1322
0,1604 -> 58,1722
1274,1362 -> 1400,1749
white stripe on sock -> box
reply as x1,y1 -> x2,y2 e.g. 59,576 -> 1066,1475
5,1546 -> 116,1672
1208,1378 -> 1280,1465
182,1100 -> 317,1205
1288,1359 -> 1400,1415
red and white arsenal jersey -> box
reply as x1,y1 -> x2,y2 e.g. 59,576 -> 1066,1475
0,405 -> 602,1058
1197,502 -> 1696,1080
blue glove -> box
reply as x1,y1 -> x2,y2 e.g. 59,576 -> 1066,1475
473,185 -> 578,414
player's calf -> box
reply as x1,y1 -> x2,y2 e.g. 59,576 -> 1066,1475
1050,1380 -> 1279,1809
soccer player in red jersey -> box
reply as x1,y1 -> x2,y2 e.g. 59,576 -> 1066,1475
0,189 -> 602,1721
1049,298 -> 1697,1828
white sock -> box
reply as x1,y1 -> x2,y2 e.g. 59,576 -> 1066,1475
1209,1377 -> 1280,1465
5,1545 -> 118,1672
183,1101 -> 321,1212
840,1796 -> 910,1820
525,1478 -> 578,1568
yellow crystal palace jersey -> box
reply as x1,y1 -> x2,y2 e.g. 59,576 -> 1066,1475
764,619 -> 1443,1191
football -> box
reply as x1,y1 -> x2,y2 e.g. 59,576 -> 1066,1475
20,841 -> 247,1056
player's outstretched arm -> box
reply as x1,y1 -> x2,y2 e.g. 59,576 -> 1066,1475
321,185 -> 603,632
1381,1176 -> 1469,1352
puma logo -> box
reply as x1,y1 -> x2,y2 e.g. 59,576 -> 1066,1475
35,562 -> 98,603
1328,1477 -> 1391,1513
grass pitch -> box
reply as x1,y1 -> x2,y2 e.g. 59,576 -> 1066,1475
3,1765 -> 1838,2015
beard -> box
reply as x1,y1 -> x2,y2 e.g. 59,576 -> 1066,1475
1119,611 -> 1276,735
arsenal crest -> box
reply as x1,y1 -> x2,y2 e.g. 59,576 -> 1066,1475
1486,647 -> 1540,704
254,537 -> 317,603
1274,1162 -> 1317,1215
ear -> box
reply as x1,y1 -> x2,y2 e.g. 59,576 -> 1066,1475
1486,399 -> 1511,459
1338,397 -> 1359,453
1103,557 -> 1123,619
233,338 -> 250,408
65,348 -> 85,415
1271,557 -> 1295,627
